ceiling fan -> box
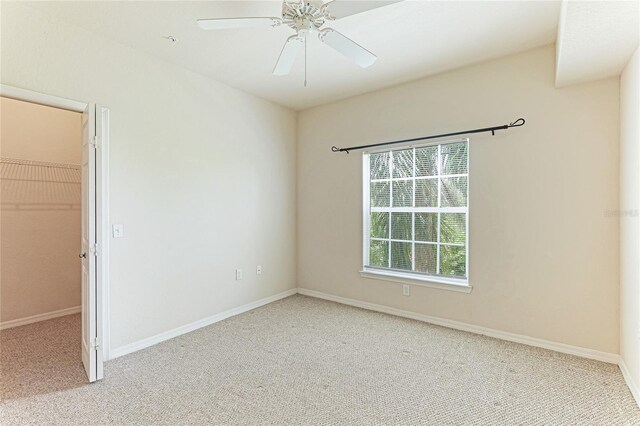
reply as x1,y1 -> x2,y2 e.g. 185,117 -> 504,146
197,0 -> 401,80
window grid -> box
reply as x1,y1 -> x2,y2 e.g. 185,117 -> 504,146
388,150 -> 393,269
436,144 -> 442,275
370,237 -> 464,247
370,173 -> 467,183
411,150 -> 416,272
364,140 -> 468,280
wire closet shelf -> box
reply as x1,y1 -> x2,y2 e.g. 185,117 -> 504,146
0,157 -> 81,210
0,157 -> 81,182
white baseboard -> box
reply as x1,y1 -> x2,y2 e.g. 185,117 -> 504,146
297,288 -> 620,364
109,288 -> 297,360
619,358 -> 640,406
0,306 -> 81,330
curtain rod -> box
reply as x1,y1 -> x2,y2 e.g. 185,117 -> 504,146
331,118 -> 526,153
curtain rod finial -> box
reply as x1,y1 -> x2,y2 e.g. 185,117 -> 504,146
509,118 -> 525,127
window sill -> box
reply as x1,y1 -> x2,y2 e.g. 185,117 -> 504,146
360,268 -> 473,294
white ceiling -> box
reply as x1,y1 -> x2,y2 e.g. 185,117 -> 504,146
26,1 -> 561,110
556,0 -> 640,87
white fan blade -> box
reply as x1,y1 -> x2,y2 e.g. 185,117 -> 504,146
273,36 -> 304,76
197,17 -> 282,30
323,0 -> 403,19
319,29 -> 377,68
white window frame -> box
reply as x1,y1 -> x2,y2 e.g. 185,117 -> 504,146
360,138 -> 472,293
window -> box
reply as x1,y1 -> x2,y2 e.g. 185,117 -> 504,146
362,139 -> 469,286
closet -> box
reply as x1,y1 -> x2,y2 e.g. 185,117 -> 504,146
1,96 -> 82,328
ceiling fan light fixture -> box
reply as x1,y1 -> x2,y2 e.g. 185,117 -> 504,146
282,1 -> 325,33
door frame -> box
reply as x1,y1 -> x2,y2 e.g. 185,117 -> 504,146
0,84 -> 111,363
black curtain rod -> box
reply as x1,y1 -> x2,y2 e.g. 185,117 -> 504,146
331,118 -> 526,153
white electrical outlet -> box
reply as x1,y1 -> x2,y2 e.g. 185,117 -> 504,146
402,284 -> 411,296
256,265 -> 262,275
235,269 -> 243,281
112,224 -> 124,238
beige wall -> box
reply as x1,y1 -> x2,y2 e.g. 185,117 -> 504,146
0,97 -> 82,323
1,2 -> 297,351
1,97 -> 81,164
620,47 -> 640,389
298,46 -> 620,354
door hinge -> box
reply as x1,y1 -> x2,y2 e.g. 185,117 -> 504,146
90,135 -> 100,149
90,243 -> 101,256
91,337 -> 101,349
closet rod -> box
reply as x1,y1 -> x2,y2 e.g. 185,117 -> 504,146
331,118 -> 526,153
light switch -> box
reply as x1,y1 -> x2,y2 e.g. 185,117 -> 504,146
112,224 -> 124,238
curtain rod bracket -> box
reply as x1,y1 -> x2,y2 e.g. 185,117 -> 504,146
330,117 -> 526,153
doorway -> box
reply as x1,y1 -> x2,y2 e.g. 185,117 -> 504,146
0,86 -> 108,394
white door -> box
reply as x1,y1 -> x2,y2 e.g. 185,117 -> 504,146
81,103 -> 101,382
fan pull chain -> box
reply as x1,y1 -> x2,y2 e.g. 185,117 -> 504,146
304,36 -> 307,87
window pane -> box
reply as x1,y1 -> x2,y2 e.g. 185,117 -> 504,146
415,213 -> 437,242
441,142 -> 468,175
440,213 -> 466,244
392,180 -> 413,207
392,149 -> 413,178
391,212 -> 412,241
370,152 -> 390,180
440,245 -> 466,277
416,145 -> 438,177
415,178 -> 437,207
369,240 -> 389,268
371,181 -> 390,207
370,212 -> 389,239
415,243 -> 437,274
441,177 -> 467,207
391,241 -> 412,270
366,142 -> 468,280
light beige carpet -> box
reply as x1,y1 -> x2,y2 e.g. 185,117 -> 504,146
1,294 -> 638,425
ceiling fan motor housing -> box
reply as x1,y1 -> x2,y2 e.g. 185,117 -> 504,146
282,1 -> 328,36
